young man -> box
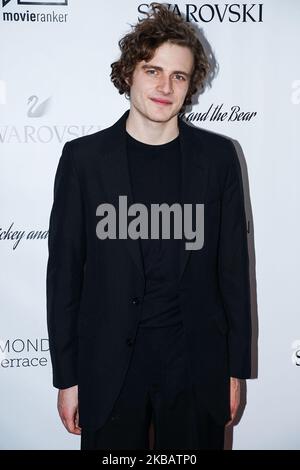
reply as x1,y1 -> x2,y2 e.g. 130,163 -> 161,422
46,3 -> 251,450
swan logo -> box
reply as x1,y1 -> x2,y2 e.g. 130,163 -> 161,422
27,95 -> 51,118
2,0 -> 68,7
0,93 -> 101,143
291,340 -> 300,366
291,80 -> 300,105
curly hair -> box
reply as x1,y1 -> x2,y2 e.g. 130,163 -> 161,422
110,3 -> 210,109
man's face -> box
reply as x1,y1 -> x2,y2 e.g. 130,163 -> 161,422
128,41 -> 194,123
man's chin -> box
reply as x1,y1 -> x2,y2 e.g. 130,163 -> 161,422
146,109 -> 178,123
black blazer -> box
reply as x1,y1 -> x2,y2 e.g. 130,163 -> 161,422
46,109 -> 251,431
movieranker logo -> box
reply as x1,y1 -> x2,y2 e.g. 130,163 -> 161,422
2,0 -> 69,22
2,0 -> 68,6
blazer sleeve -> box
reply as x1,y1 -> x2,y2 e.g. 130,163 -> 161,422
46,141 -> 86,389
218,141 -> 252,379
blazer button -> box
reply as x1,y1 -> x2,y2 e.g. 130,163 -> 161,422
131,297 -> 140,305
126,337 -> 134,346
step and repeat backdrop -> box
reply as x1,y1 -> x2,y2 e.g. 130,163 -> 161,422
1,0 -> 299,450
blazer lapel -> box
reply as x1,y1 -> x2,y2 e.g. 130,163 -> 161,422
178,118 -> 209,281
99,110 -> 145,282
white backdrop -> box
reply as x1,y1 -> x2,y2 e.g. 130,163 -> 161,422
0,0 -> 299,450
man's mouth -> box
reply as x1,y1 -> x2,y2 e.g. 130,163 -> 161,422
150,97 -> 172,105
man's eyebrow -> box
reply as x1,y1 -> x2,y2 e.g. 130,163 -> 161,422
141,64 -> 191,77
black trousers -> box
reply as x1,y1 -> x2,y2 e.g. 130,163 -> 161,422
81,321 -> 225,450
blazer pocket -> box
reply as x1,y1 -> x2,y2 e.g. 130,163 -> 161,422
211,309 -> 228,335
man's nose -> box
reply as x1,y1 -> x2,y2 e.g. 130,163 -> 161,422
157,75 -> 173,94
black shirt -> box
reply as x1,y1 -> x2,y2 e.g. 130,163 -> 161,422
126,131 -> 182,328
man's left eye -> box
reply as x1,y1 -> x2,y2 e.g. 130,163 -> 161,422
174,74 -> 185,81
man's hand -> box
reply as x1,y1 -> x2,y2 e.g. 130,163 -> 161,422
225,377 -> 241,427
57,385 -> 81,435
